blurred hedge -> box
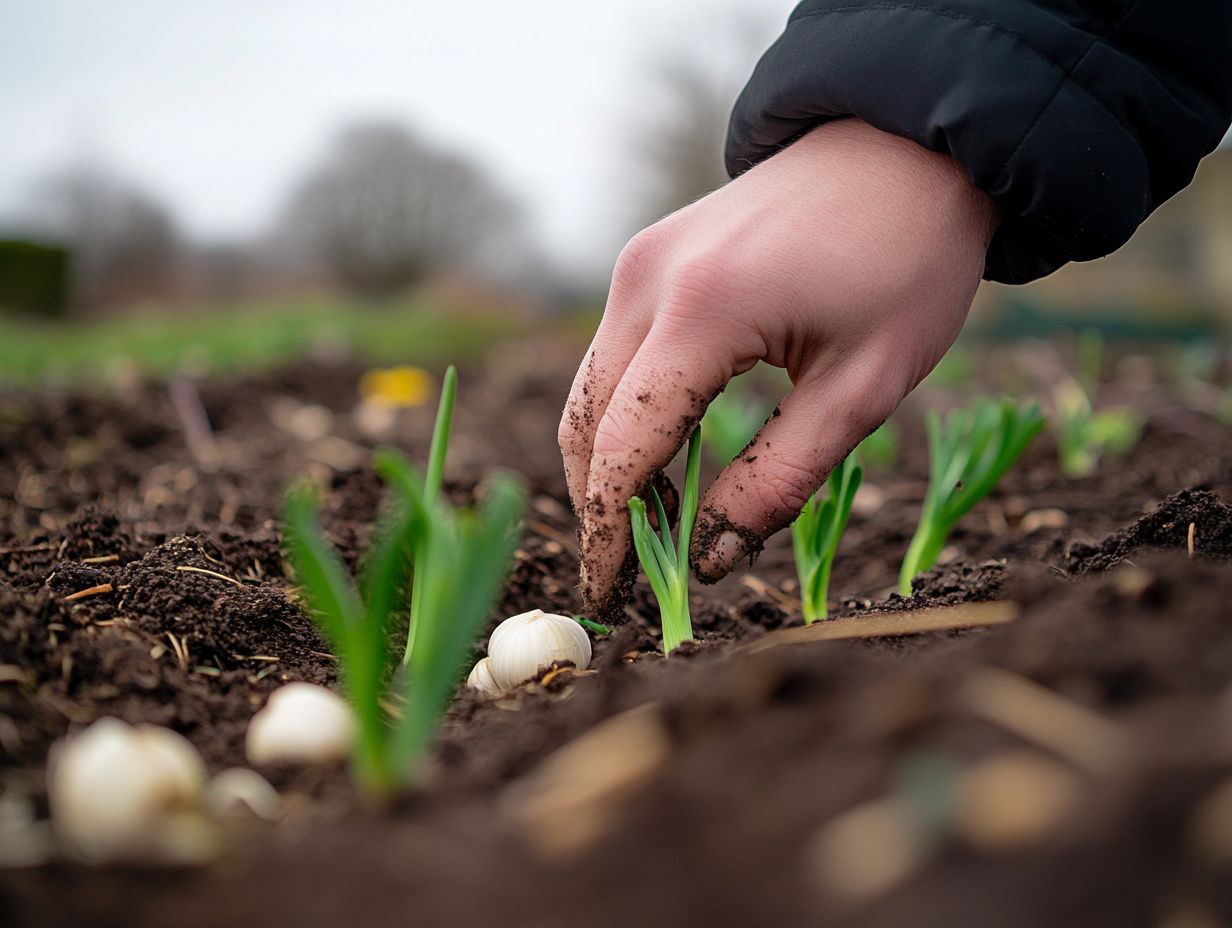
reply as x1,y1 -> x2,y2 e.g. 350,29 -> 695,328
0,240 -> 70,317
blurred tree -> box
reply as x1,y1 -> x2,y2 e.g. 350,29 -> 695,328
280,123 -> 521,300
25,164 -> 182,314
628,11 -> 778,231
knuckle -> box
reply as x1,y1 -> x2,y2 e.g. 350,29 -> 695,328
611,226 -> 666,296
590,403 -> 642,459
835,364 -> 905,436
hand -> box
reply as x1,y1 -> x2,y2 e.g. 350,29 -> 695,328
559,118 -> 999,618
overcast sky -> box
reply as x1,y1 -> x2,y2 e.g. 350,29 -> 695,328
0,0 -> 792,278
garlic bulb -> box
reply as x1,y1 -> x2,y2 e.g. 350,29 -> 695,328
245,682 -> 354,767
466,656 -> 504,696
49,718 -> 212,864
487,609 -> 591,690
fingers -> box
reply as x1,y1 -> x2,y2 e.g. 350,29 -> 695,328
577,311 -> 754,616
559,317 -> 649,517
558,234 -> 663,516
690,358 -> 902,582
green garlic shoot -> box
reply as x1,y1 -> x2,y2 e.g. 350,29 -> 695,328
282,447 -> 524,798
405,364 -> 457,666
628,426 -> 701,654
1053,381 -> 1143,479
898,398 -> 1044,597
791,453 -> 862,623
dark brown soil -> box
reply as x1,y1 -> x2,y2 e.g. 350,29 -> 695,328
3,336 -> 1232,927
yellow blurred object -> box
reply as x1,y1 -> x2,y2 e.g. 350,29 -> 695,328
358,366 -> 433,408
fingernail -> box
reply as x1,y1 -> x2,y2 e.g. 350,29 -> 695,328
696,530 -> 747,582
714,531 -> 747,569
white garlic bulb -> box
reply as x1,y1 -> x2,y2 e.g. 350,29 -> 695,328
49,718 -> 211,864
466,656 -> 504,696
487,609 -> 592,690
245,682 -> 354,767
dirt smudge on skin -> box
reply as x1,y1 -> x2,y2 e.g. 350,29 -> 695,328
690,507 -> 765,583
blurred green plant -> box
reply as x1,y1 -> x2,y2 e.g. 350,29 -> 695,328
701,381 -> 769,465
857,421 -> 900,471
1053,329 -> 1143,478
924,344 -> 976,388
899,398 -> 1045,596
792,453 -> 862,623
0,240 -> 69,318
1053,381 -> 1143,478
0,296 -> 526,385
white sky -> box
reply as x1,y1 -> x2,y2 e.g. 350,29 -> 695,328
0,0 -> 793,279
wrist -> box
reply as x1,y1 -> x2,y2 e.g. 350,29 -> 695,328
794,118 -> 1001,249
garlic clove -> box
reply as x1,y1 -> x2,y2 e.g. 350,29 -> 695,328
245,682 -> 354,767
204,768 -> 283,820
466,656 -> 504,697
487,610 -> 592,691
49,718 -> 210,865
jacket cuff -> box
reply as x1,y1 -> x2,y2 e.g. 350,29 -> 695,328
726,4 -> 1154,284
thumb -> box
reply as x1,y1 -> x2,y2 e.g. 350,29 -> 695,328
689,362 -> 899,581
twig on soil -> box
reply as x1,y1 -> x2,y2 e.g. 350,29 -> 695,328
165,632 -> 190,669
175,565 -> 242,586
959,667 -> 1127,775
63,583 -> 114,602
80,554 -> 120,565
742,601 -> 1019,653
741,574 -> 801,612
168,374 -> 218,468
0,665 -> 33,685
1188,522 -> 1196,558
0,542 -> 60,555
232,654 -> 280,663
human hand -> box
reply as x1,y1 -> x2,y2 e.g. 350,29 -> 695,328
559,118 -> 999,618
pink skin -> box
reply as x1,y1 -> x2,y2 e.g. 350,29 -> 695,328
559,118 -> 1000,614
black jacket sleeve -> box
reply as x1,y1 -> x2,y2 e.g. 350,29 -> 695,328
725,1 -> 1232,284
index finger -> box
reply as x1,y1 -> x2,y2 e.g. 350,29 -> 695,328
578,313 -> 754,618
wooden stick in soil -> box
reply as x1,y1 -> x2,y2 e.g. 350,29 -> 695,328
959,667 -> 1127,775
64,583 -> 114,601
0,542 -> 60,555
742,601 -> 1019,654
168,374 -> 218,468
175,565 -> 242,586
80,554 -> 120,565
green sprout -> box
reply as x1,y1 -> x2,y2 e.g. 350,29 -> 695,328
791,453 -> 862,623
573,615 -> 613,636
898,398 -> 1045,597
1053,380 -> 1143,478
1050,333 -> 1142,478
405,364 -> 457,666
628,427 -> 701,654
282,448 -> 524,798
700,383 -> 767,464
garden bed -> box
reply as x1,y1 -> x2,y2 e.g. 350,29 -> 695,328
3,335 -> 1232,927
